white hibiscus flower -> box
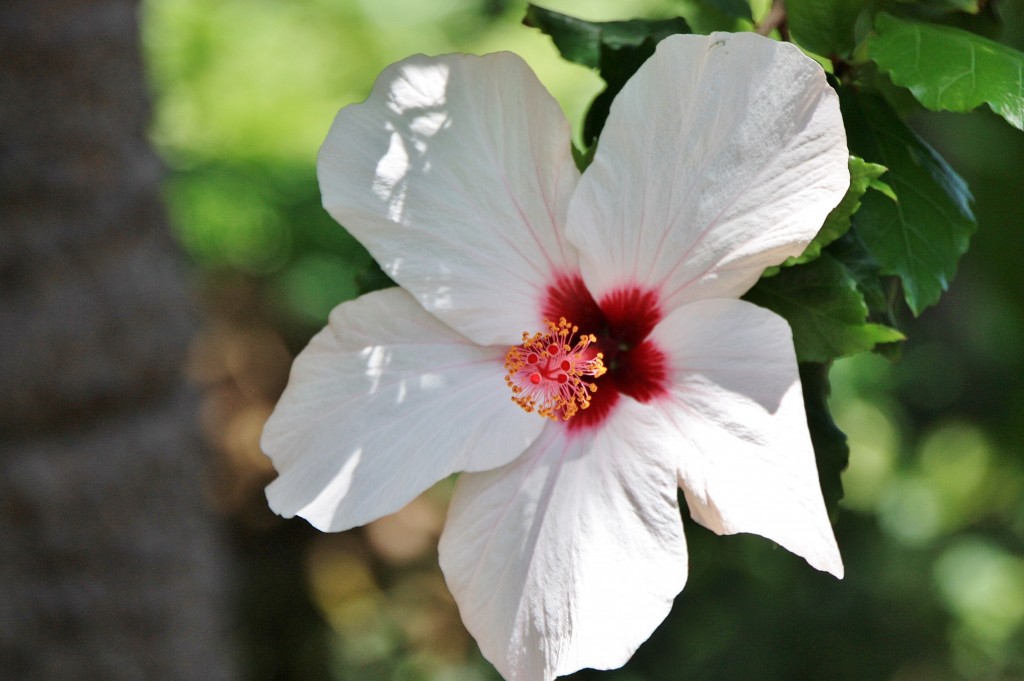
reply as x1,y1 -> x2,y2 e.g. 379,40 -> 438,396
262,31 -> 849,681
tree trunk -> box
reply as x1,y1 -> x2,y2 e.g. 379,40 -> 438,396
0,1 -> 236,679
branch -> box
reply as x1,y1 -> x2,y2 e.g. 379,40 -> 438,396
756,0 -> 789,41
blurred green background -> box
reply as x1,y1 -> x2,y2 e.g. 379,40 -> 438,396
139,0 -> 1024,679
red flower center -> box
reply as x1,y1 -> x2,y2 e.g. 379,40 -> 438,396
543,274 -> 669,431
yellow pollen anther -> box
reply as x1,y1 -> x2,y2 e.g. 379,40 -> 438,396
504,318 -> 606,421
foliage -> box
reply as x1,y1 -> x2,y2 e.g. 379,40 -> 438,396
523,5 -> 691,144
839,87 -> 976,315
786,0 -> 862,57
871,12 -> 1024,130
745,253 -> 905,364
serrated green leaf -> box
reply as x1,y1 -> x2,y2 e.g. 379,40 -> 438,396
700,0 -> 752,21
744,253 -> 905,363
870,13 -> 1024,130
814,157 -> 891,253
827,230 -> 889,323
838,87 -> 976,315
868,175 -> 896,201
787,0 -> 864,58
766,155 -> 890,276
523,4 -> 690,144
799,361 -> 849,520
826,230 -> 904,359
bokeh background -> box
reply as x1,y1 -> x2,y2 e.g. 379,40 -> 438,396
141,0 -> 1024,677
4,0 -> 1023,679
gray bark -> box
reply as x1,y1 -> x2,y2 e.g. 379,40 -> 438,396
0,1 -> 236,678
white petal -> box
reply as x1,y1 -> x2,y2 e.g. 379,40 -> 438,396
648,298 -> 843,577
318,52 -> 580,346
567,32 -> 848,311
262,288 -> 544,532
439,402 -> 687,681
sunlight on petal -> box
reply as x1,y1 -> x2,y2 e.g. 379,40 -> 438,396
263,289 -> 542,532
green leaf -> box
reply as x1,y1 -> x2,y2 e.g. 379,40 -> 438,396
838,87 -> 976,315
826,230 -> 904,360
867,174 -> 896,202
813,157 -> 892,253
828,231 -> 889,323
870,12 -> 1024,130
570,143 -> 594,172
744,253 -> 905,363
799,361 -> 849,520
699,0 -> 752,21
786,0 -> 864,58
915,0 -> 981,16
684,1 -> 745,34
765,155 -> 890,276
523,5 -> 690,69
523,4 -> 690,144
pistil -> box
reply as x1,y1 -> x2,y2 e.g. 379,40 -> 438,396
504,318 -> 606,421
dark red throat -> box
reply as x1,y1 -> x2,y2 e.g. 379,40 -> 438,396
543,274 -> 669,431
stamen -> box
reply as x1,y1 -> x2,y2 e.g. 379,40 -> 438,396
504,318 -> 606,421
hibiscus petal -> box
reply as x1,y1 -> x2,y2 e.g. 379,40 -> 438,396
567,32 -> 848,311
318,52 -> 580,346
649,298 -> 843,577
439,402 -> 687,681
262,288 -> 543,532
